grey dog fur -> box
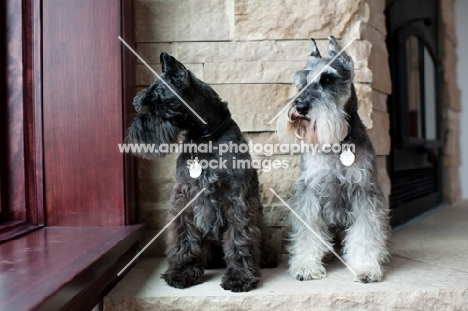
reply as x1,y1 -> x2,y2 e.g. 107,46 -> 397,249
277,36 -> 391,283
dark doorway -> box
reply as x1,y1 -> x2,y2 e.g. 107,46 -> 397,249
385,0 -> 444,226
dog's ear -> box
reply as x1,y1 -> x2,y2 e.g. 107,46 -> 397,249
310,38 -> 321,58
293,70 -> 309,89
160,52 -> 188,86
328,36 -> 354,75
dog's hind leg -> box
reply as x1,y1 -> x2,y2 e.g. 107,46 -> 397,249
343,187 -> 391,283
161,186 -> 204,289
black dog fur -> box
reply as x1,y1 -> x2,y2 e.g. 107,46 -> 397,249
128,53 -> 277,292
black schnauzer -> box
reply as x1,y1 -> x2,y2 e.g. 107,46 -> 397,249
128,53 -> 276,292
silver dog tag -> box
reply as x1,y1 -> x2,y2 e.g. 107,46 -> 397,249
340,148 -> 355,166
189,157 -> 202,178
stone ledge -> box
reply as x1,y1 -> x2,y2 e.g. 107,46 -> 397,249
105,202 -> 468,310
104,256 -> 467,311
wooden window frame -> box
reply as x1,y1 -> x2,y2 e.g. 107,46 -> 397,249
0,0 -> 143,309
0,0 -> 44,241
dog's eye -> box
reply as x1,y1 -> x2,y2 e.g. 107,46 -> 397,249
320,74 -> 336,85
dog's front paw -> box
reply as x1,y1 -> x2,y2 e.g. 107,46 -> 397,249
161,266 -> 203,289
352,268 -> 383,283
289,264 -> 326,281
221,271 -> 259,292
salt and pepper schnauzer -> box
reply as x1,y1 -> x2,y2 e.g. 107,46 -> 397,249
277,36 -> 390,283
128,53 -> 276,292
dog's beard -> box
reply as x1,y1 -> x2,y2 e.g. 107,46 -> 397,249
277,100 -> 349,146
126,114 -> 180,160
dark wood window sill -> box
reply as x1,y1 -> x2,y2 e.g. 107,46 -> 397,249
0,221 -> 44,243
0,225 -> 145,311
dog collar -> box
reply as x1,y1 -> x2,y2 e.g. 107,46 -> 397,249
198,113 -> 232,139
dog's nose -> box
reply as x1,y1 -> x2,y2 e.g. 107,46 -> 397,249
295,100 -> 310,115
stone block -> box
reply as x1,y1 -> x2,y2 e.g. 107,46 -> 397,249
138,155 -> 178,184
355,83 -> 373,128
136,63 -> 204,86
376,155 -> 391,201
204,61 -> 303,84
134,0 -> 232,42
444,154 -> 461,168
368,46 -> 392,94
370,89 -> 388,112
443,38 -> 458,85
445,167 -> 461,204
441,0 -> 457,45
359,22 -> 387,51
212,84 -> 296,132
234,0 -> 364,40
135,40 -> 373,83
365,0 -> 387,35
443,82 -> 461,112
136,43 -> 175,63
367,110 -> 390,156
242,132 -> 284,156
444,129 -> 460,156
258,154 -> 301,205
138,155 -> 177,211
444,109 -> 460,131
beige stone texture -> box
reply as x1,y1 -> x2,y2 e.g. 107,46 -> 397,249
138,155 -> 177,212
441,0 -> 461,204
443,82 -> 461,111
257,155 -> 301,205
445,168 -> 462,203
136,63 -> 204,86
204,61 -> 303,84
355,83 -> 373,128
443,38 -> 458,85
444,154 -> 461,168
376,155 -> 391,201
234,0 -> 365,40
358,21 -> 387,51
368,45 -> 392,94
212,84 -> 296,132
365,0 -> 386,35
207,60 -> 370,85
367,110 -> 390,156
445,129 -> 461,157
134,0 -> 232,42
136,43 -> 176,63
132,0 -> 396,234
137,40 -> 373,65
136,40 -> 309,64
444,108 -> 461,131
105,202 -> 468,310
441,0 -> 457,45
370,89 -> 388,112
